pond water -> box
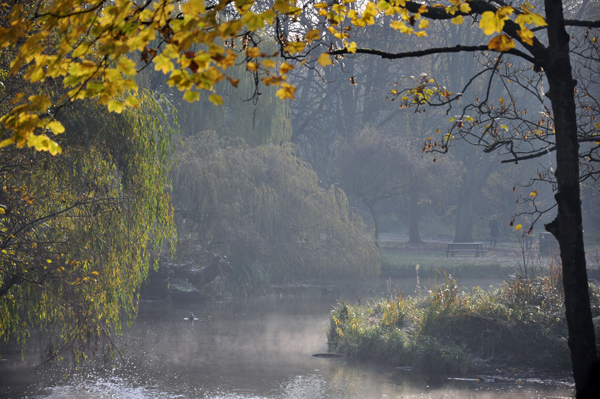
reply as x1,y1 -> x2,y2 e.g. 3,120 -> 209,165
0,278 -> 573,399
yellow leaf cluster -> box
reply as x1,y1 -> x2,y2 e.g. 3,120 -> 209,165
318,53 -> 333,67
276,83 -> 296,100
479,7 -> 513,36
1,0 -> 302,152
488,34 -> 515,52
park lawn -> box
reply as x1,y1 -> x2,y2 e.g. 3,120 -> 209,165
381,249 -> 512,279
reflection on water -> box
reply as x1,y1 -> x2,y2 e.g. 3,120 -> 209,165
0,278 -> 573,399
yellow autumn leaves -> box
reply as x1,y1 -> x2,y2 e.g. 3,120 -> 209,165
0,0 -> 551,155
0,0 -> 299,153
478,4 -> 547,51
314,0 -> 547,67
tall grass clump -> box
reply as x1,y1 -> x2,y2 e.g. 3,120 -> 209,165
328,266 -> 600,374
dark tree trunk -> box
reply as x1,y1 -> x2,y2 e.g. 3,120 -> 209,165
543,0 -> 598,394
365,201 -> 380,249
453,152 -> 498,243
408,191 -> 423,244
454,185 -> 475,242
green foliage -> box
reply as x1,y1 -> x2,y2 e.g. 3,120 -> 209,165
171,132 -> 380,282
0,92 -> 176,363
328,271 -> 597,373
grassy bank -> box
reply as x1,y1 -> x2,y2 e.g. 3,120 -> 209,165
327,267 -> 600,375
380,238 -> 600,280
381,250 -> 507,279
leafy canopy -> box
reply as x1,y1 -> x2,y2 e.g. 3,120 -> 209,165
0,0 -> 547,153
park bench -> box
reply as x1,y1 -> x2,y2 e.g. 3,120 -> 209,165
446,242 -> 486,257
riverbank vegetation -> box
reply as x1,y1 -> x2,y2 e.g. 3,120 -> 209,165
327,264 -> 600,375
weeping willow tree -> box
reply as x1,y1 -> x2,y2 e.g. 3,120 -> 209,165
0,93 -> 176,364
171,132 -> 379,282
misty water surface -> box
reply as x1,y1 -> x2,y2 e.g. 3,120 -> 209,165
0,278 -> 573,399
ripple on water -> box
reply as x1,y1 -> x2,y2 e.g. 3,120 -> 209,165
40,377 -> 185,399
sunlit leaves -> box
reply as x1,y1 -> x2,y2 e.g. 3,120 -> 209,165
276,83 -> 296,100
209,94 -> 224,105
236,0 -> 255,12
459,2 -> 471,13
0,0 -> 556,155
479,7 -> 514,35
181,0 -> 206,16
451,15 -> 464,25
305,29 -> 321,43
391,20 -> 413,34
46,121 -> 65,135
285,41 -> 306,55
125,96 -> 141,108
346,41 -> 358,53
27,134 -> 62,155
107,99 -> 125,114
360,2 -> 379,26
515,3 -> 547,28
488,34 -> 516,51
246,47 -> 261,58
318,53 -> 333,67
0,0 -> 298,152
280,62 -> 294,74
154,54 -> 175,74
261,59 -> 276,69
182,90 -> 199,103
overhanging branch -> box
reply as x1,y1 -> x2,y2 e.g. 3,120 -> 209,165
330,45 -> 537,65
500,146 -> 557,163
565,19 -> 600,28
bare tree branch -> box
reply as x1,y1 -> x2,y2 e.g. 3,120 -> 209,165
330,45 -> 538,65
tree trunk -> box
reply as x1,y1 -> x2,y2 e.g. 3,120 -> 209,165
454,184 -> 475,242
543,0 -> 598,395
408,191 -> 423,244
365,201 -> 380,249
453,150 -> 498,242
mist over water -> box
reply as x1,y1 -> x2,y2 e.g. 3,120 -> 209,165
1,279 -> 573,399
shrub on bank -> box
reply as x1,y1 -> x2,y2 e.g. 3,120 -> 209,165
327,272 -> 600,374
